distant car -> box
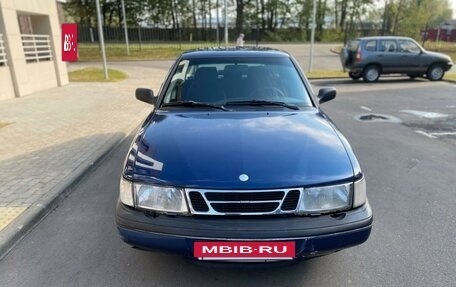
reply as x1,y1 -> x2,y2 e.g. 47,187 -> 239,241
116,48 -> 372,263
340,36 -> 453,82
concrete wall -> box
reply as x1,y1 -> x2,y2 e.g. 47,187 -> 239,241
0,0 -> 68,100
0,66 -> 14,100
19,61 -> 58,96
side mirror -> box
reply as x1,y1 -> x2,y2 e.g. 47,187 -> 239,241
135,88 -> 156,105
317,87 -> 336,104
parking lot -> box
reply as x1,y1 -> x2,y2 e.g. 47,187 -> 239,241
0,76 -> 454,286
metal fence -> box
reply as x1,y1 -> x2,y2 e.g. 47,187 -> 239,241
21,34 -> 52,63
77,25 -> 257,44
0,34 -> 7,66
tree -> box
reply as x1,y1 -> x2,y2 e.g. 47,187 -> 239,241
64,0 -> 148,27
381,0 -> 452,38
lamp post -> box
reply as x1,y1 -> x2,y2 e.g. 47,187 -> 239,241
121,0 -> 130,55
309,0 -> 317,72
224,0 -> 228,47
95,0 -> 109,80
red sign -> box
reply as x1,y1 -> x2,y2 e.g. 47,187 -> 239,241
194,241 -> 295,260
62,23 -> 78,62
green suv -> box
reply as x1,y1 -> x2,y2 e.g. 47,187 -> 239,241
340,36 -> 453,82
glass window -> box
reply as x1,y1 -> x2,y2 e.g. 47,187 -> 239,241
379,40 -> 398,52
162,57 -> 313,107
347,40 -> 360,52
397,39 -> 421,54
365,40 -> 377,51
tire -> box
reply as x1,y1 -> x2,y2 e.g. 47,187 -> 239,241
349,72 -> 361,80
427,64 -> 444,81
363,65 -> 380,82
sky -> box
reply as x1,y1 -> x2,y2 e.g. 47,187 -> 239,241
452,0 -> 456,18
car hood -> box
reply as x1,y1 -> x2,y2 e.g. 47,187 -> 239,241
424,50 -> 452,62
130,110 -> 355,189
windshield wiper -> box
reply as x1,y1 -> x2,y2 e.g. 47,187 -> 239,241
162,101 -> 229,111
225,100 -> 299,110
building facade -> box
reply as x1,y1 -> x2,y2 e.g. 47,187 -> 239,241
422,20 -> 456,42
0,0 -> 68,101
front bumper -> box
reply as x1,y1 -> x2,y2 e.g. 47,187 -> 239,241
116,200 -> 373,259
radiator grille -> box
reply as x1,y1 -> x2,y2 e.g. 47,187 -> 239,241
186,188 -> 302,215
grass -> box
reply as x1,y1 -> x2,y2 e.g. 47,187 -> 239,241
423,41 -> 456,52
77,42 -> 221,61
68,67 -> 128,82
78,47 -> 181,61
444,72 -> 456,81
306,70 -> 346,79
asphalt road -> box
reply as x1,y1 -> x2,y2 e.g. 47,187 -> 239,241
1,78 -> 456,286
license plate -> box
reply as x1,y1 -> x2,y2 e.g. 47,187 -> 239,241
194,241 -> 295,261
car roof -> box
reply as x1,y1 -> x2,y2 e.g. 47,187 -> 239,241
355,36 -> 415,41
180,47 -> 291,59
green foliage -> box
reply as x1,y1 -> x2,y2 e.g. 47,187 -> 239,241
64,0 -> 147,27
381,0 -> 453,38
68,67 -> 128,82
64,0 -> 453,42
320,29 -> 345,42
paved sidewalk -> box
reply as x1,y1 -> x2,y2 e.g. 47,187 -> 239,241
0,63 -> 167,257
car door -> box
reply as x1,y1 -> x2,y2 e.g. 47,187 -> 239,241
377,39 -> 401,73
396,39 -> 424,73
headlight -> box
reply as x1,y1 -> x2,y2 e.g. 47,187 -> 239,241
297,182 -> 352,214
353,176 -> 366,208
119,177 -> 134,207
134,183 -> 189,214
119,179 -> 189,214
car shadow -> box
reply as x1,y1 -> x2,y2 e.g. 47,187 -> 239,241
122,249 -> 351,286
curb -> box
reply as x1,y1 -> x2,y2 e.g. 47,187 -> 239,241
0,132 -> 130,260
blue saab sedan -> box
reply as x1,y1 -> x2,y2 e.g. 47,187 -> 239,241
116,48 -> 372,262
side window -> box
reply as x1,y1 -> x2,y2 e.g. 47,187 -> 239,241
398,40 -> 421,54
348,40 -> 360,52
163,60 -> 189,103
379,40 -> 397,53
170,60 -> 189,82
365,40 -> 377,52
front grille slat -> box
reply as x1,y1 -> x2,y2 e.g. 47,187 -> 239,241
205,191 -> 284,201
281,190 -> 300,211
211,202 -> 279,213
187,188 -> 302,215
189,191 -> 209,212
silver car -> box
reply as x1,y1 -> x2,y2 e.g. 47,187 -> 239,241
340,36 -> 453,82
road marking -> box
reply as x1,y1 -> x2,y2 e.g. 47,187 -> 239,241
415,130 -> 437,139
0,206 -> 28,231
430,132 -> 456,136
360,106 -> 372,111
400,110 -> 448,119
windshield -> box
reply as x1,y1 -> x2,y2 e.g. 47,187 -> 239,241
162,57 -> 313,107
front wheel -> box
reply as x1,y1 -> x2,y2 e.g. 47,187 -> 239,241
349,72 -> 361,80
427,64 -> 444,81
363,65 -> 380,82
